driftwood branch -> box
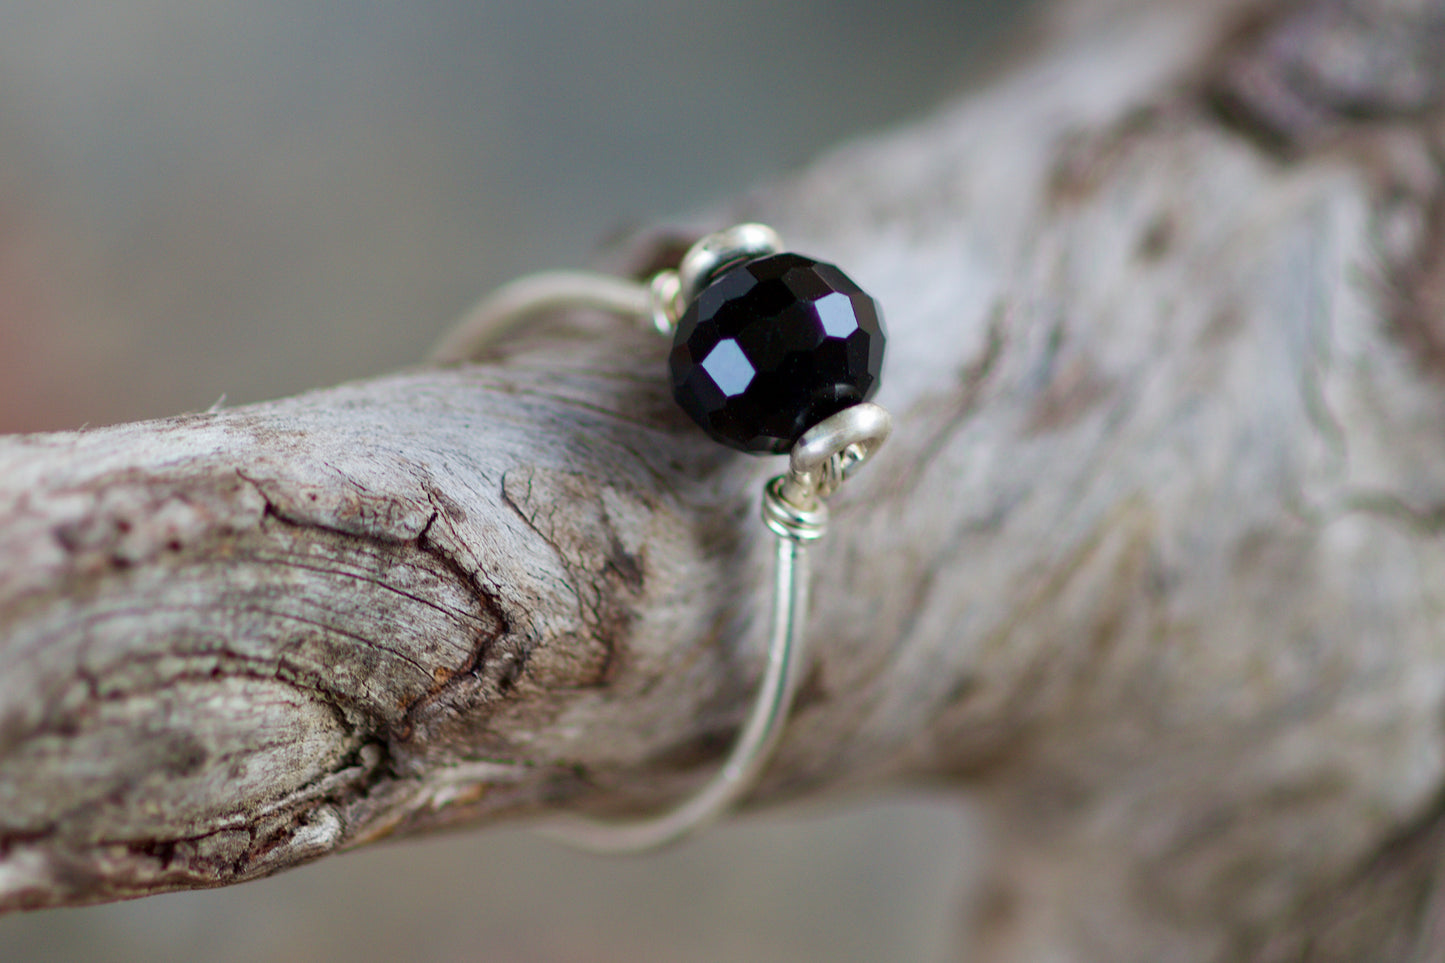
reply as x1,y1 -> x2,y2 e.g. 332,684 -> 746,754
5,0 -> 1445,958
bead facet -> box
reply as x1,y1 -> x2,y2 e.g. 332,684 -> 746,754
668,253 -> 885,454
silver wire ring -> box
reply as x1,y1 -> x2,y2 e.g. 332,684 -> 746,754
431,225 -> 889,853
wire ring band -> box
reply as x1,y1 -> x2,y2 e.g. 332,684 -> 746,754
431,226 -> 890,853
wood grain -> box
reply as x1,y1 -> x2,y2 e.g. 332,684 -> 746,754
4,0 -> 1445,958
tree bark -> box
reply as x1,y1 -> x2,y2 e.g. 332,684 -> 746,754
4,0 -> 1445,958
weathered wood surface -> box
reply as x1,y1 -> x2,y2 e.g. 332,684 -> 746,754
5,0 -> 1445,958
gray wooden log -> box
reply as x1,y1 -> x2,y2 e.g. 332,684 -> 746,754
4,0 -> 1445,958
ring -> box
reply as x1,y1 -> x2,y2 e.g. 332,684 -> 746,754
431,224 -> 891,852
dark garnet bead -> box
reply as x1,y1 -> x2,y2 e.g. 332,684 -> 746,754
668,253 -> 885,454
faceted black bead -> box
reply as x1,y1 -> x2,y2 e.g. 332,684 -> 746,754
668,252 -> 885,454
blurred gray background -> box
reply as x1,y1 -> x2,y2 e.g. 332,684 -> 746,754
0,1 -> 1033,959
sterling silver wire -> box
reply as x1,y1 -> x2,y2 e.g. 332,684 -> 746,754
431,226 -> 890,853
